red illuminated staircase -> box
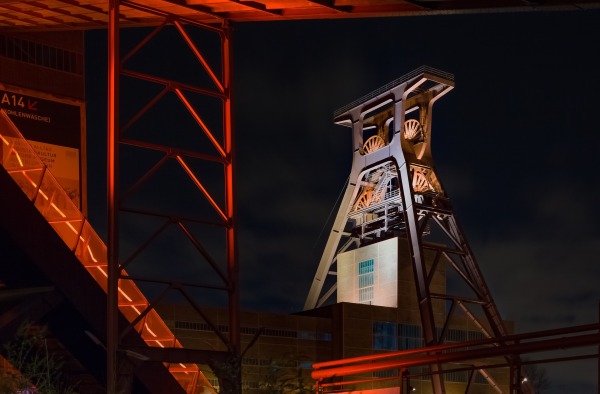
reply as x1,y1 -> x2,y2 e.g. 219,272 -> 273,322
0,110 -> 212,393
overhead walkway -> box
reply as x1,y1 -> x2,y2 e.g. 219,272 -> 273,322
0,109 -> 213,394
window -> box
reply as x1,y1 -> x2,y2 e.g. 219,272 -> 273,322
318,332 -> 332,341
399,324 -> 423,350
242,358 -> 259,366
373,369 -> 398,378
445,328 -> 486,343
358,259 -> 374,304
0,34 -> 82,74
298,330 -> 316,340
445,370 -> 488,384
174,321 -> 228,332
399,324 -> 421,338
174,321 -> 332,341
373,321 -> 397,350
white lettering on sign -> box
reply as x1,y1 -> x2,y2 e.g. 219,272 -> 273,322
4,109 -> 51,124
1,93 -> 26,109
1,92 -> 52,124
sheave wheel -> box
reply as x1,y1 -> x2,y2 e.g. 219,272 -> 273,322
403,119 -> 421,141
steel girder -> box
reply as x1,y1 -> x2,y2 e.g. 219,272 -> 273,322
312,322 -> 600,390
304,66 -> 510,394
107,2 -> 239,393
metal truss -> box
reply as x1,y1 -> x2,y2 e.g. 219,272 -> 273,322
107,1 -> 238,393
304,66 -> 511,393
1,0 -> 599,30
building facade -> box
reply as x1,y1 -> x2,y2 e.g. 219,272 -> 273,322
159,298 -> 512,394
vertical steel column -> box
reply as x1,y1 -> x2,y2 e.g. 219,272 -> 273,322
222,21 -> 241,388
304,107 -> 367,310
398,162 -> 444,393
103,6 -> 240,391
399,369 -> 407,394
509,363 -> 515,394
395,96 -> 444,394
107,1 -> 120,393
394,98 -> 436,348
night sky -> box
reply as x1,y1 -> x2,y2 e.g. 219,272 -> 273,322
85,8 -> 600,393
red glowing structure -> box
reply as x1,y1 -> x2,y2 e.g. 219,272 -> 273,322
105,3 -> 238,393
1,2 -> 600,394
312,323 -> 600,394
0,110 -> 213,392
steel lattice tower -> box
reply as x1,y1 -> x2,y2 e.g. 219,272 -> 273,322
305,66 -> 510,393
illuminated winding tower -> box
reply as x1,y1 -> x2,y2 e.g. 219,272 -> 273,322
305,67 -> 510,393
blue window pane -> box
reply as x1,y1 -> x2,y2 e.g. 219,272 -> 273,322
373,321 -> 398,350
358,259 -> 374,274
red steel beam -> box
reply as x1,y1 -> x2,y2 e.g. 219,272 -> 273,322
313,332 -> 600,380
173,19 -> 224,94
313,323 -> 600,370
312,324 -> 600,381
174,88 -> 227,158
223,20 -> 240,372
106,1 -> 120,392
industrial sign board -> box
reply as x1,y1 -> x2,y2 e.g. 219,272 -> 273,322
0,86 -> 85,213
